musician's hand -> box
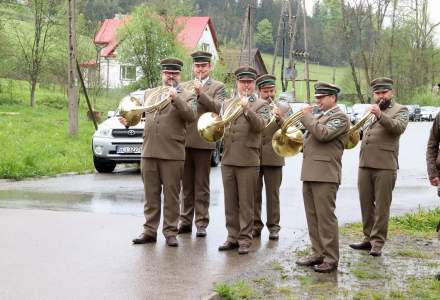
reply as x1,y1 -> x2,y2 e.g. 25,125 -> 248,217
273,107 -> 283,120
119,117 -> 128,127
369,104 -> 382,119
169,87 -> 178,99
430,177 -> 440,186
240,96 -> 250,110
302,105 -> 313,114
193,79 -> 202,95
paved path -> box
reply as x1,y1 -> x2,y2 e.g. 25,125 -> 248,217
0,122 -> 438,299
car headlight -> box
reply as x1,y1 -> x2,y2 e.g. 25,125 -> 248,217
94,125 -> 112,138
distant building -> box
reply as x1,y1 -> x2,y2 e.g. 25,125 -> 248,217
222,48 -> 268,76
81,15 -> 220,89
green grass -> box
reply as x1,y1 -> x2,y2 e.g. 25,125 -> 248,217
0,78 -> 128,179
395,248 -> 433,259
342,207 -> 440,237
351,268 -> 385,280
388,207 -> 440,236
213,280 -> 256,300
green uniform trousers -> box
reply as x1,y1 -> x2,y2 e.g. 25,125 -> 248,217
222,165 -> 260,247
141,158 -> 184,238
253,166 -> 282,234
303,181 -> 339,265
180,148 -> 212,229
358,167 -> 397,247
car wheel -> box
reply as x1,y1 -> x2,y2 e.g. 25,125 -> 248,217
211,143 -> 221,167
93,155 -> 116,173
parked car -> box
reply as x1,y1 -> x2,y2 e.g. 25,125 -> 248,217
337,103 -> 356,124
92,90 -> 222,173
420,106 -> 437,121
352,103 -> 372,124
405,104 -> 422,121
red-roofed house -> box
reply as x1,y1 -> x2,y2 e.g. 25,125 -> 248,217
83,15 -> 220,89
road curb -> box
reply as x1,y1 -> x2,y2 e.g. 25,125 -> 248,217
201,292 -> 221,300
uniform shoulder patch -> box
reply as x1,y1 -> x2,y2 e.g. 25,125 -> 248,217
397,110 -> 409,122
327,117 -> 344,130
258,104 -> 271,121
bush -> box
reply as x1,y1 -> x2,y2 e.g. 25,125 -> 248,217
39,95 -> 67,109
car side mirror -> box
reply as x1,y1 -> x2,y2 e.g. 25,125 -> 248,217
107,111 -> 115,119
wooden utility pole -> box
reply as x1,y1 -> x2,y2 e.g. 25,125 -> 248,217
239,1 -> 255,67
302,0 -> 311,103
68,0 -> 78,136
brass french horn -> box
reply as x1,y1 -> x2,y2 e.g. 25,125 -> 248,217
118,86 -> 172,127
344,111 -> 376,149
197,96 -> 245,142
271,105 -> 318,157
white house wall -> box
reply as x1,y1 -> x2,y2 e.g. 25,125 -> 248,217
99,57 -> 142,89
198,25 -> 219,63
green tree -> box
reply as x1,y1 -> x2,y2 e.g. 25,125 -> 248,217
13,0 -> 58,107
255,18 -> 273,53
117,5 -> 180,88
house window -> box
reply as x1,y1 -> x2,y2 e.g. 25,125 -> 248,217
201,43 -> 210,52
120,65 -> 136,81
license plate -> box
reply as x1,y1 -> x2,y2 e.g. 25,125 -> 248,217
116,145 -> 142,154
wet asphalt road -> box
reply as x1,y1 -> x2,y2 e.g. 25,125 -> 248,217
0,122 -> 438,300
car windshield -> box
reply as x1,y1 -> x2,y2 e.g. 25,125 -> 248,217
289,102 -> 308,112
337,104 -> 347,113
352,104 -> 371,115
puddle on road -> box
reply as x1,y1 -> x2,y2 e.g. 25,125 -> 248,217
0,187 -> 224,215
0,190 -> 144,215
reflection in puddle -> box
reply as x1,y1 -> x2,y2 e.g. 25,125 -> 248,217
0,190 -> 143,215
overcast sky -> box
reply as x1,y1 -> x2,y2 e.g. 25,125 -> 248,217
305,0 -> 440,41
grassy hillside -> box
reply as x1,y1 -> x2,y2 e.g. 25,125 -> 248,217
260,52 -> 366,103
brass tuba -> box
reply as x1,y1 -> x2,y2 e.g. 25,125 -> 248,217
118,86 -> 172,127
197,97 -> 244,142
344,111 -> 376,149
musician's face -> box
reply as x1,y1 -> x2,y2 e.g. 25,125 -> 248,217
259,86 -> 276,101
373,89 -> 393,110
373,89 -> 393,103
193,62 -> 211,80
315,94 -> 336,112
237,79 -> 256,95
162,70 -> 181,86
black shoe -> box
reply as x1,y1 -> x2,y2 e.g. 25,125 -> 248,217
296,256 -> 324,267
218,241 -> 239,251
132,233 -> 157,244
349,241 -> 372,250
269,232 -> 279,240
313,262 -> 337,273
252,229 -> 261,238
177,225 -> 192,234
196,227 -> 207,237
238,245 -> 249,255
166,236 -> 179,247
369,245 -> 382,257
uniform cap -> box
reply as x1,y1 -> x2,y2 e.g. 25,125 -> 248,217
191,51 -> 212,64
370,77 -> 394,91
160,58 -> 183,72
314,81 -> 340,97
234,66 -> 257,80
256,74 -> 276,89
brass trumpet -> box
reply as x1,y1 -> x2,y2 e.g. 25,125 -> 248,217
118,86 -> 172,127
197,95 -> 246,142
272,105 -> 318,157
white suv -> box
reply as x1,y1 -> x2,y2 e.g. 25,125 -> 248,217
92,90 -> 223,173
